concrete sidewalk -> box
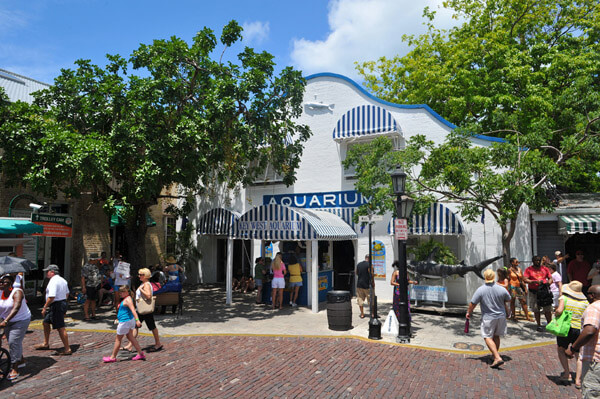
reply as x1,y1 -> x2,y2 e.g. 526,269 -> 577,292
56,284 -> 555,354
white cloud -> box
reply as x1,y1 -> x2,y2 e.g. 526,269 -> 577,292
290,0 -> 458,80
0,8 -> 28,33
242,21 -> 270,45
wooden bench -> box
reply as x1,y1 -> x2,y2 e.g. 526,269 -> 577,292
154,291 -> 183,317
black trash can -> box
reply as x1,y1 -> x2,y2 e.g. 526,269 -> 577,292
327,290 -> 352,331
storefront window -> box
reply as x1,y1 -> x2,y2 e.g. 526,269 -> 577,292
165,216 -> 176,255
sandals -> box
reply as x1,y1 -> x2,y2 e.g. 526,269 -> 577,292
33,343 -> 50,350
52,350 -> 72,356
132,353 -> 146,361
147,345 -> 163,353
559,373 -> 572,385
359,314 -> 365,319
490,360 -> 504,369
103,356 -> 117,363
7,371 -> 18,381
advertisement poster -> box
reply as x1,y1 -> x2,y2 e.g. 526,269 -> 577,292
32,213 -> 73,238
372,240 -> 386,278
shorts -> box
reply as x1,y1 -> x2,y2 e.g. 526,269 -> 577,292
289,281 -> 303,288
44,300 -> 67,330
357,287 -> 369,307
116,319 -> 137,335
255,279 -> 262,287
557,327 -> 580,349
528,290 -> 553,313
85,286 -> 98,301
509,285 -> 526,300
480,317 -> 507,338
138,312 -> 157,331
271,277 -> 285,289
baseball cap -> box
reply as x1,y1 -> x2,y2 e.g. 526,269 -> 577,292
555,251 -> 561,257
43,264 -> 60,273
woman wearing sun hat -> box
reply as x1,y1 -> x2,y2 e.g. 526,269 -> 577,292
555,280 -> 588,387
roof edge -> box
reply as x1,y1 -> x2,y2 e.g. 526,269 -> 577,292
305,72 -> 503,143
0,68 -> 51,87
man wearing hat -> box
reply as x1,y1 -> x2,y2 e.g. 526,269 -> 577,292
81,253 -> 101,321
466,268 -> 511,368
33,265 -> 71,355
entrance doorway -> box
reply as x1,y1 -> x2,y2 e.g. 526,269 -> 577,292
333,240 -> 355,293
216,239 -> 252,283
565,233 -> 600,264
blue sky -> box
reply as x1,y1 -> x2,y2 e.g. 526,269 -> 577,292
0,0 -> 457,85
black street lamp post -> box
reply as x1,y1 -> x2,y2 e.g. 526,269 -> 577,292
390,167 -> 415,343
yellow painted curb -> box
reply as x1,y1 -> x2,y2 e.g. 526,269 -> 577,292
28,321 -> 555,355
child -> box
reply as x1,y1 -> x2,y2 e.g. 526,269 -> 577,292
103,286 -> 146,363
496,268 -> 509,292
548,262 -> 562,309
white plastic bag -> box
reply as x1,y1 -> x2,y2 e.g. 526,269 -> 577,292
383,310 -> 399,335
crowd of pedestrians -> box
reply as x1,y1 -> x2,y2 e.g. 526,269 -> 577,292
467,248 -> 600,397
0,251 -> 190,380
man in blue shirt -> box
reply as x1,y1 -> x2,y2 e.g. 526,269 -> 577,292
466,268 -> 511,368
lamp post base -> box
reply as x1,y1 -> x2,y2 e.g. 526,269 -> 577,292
396,335 -> 411,344
368,318 -> 382,340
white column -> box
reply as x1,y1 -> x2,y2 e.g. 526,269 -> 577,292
306,242 -> 312,308
311,240 -> 319,314
226,238 -> 233,306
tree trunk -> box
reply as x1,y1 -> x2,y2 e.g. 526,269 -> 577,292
500,218 -> 518,266
123,204 -> 149,287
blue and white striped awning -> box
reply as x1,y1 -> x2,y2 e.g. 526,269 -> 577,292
236,204 -> 357,241
388,203 -> 464,235
196,208 -> 241,237
332,105 -> 400,140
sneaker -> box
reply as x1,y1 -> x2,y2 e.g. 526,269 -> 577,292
289,301 -> 292,305
536,326 -> 544,332
292,303 -> 298,307
132,353 -> 146,361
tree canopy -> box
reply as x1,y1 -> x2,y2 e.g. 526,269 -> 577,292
353,0 -> 600,260
0,21 -> 311,267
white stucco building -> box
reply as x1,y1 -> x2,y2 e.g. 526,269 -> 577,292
190,72 -> 598,311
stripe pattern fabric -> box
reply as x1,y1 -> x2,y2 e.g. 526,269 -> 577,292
196,208 -> 241,237
236,204 -> 357,241
388,203 -> 464,235
559,215 -> 600,235
332,104 -> 399,140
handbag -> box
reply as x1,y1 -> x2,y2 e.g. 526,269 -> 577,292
536,283 -> 554,308
546,297 -> 572,337
137,294 -> 156,315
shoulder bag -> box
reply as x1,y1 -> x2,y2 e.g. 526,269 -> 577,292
546,297 -> 571,337
536,283 -> 554,308
136,283 -> 156,315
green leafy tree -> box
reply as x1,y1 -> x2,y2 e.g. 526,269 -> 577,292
0,21 -> 311,269
355,0 -> 600,261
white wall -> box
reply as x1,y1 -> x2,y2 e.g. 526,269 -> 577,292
193,73 -> 534,303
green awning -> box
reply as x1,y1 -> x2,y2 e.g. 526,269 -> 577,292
558,215 -> 600,235
0,218 -> 44,235
110,206 -> 157,228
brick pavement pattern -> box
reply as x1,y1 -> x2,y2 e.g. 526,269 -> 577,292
0,330 -> 581,398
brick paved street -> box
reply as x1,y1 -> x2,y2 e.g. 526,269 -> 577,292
0,329 -> 581,398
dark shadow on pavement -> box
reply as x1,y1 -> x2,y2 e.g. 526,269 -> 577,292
0,355 -> 57,391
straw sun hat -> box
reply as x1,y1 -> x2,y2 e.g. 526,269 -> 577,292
563,281 -> 586,300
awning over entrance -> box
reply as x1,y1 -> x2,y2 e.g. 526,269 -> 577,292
332,104 -> 400,141
110,206 -> 157,227
236,204 -> 357,241
196,208 -> 241,237
0,218 -> 43,235
388,203 -> 464,235
558,215 -> 600,235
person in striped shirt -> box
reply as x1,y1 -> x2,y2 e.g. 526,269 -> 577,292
566,285 -> 600,394
555,281 -> 588,386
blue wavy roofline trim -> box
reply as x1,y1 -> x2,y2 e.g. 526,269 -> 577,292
305,72 -> 505,143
